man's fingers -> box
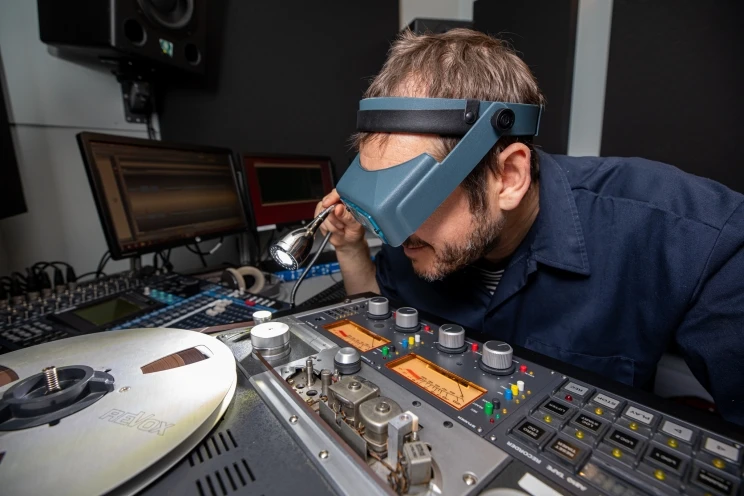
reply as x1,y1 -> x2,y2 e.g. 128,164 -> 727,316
321,189 -> 341,208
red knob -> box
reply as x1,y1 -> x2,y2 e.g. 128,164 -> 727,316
519,364 -> 528,373
471,343 -> 479,352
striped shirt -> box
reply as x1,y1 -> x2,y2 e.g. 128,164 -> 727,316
471,262 -> 506,296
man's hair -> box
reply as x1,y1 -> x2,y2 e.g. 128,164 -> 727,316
355,29 -> 545,213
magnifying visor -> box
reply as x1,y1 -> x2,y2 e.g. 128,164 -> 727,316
336,97 -> 542,247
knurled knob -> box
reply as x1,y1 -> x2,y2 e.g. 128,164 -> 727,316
438,324 -> 465,350
367,297 -> 390,318
481,340 -> 513,370
395,307 -> 418,330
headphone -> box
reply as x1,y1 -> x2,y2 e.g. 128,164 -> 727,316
220,266 -> 265,293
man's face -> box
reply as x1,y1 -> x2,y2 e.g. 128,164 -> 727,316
360,134 -> 506,281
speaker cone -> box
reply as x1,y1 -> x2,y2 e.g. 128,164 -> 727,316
138,0 -> 194,30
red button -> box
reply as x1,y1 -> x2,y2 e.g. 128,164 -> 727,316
490,418 -> 495,423
424,325 -> 431,331
565,394 -> 573,402
244,300 -> 256,306
471,343 -> 479,352
519,364 -> 528,373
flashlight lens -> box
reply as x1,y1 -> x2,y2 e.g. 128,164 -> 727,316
274,249 -> 295,269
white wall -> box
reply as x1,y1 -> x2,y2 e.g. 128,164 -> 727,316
400,0 -> 474,29
0,0 -> 237,277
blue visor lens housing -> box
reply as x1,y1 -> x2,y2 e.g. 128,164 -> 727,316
337,97 -> 542,247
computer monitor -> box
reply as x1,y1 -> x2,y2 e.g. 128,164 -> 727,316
77,132 -> 248,260
242,154 -> 334,229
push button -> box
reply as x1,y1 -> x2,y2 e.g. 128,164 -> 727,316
540,399 -> 572,419
560,380 -> 593,404
702,436 -> 741,465
589,392 -> 624,416
644,445 -> 687,476
622,405 -> 658,428
691,464 -> 738,496
570,412 -> 606,436
512,418 -> 553,448
659,419 -> 694,444
546,436 -> 587,467
637,463 -> 683,492
605,428 -> 644,456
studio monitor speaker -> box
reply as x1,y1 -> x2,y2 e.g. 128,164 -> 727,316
37,0 -> 206,74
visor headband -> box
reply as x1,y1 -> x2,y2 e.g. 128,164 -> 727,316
357,97 -> 542,137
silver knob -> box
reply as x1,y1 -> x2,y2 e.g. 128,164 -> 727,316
250,322 -> 290,350
438,324 -> 465,350
334,347 -> 361,374
253,310 -> 272,324
481,341 -> 513,370
395,307 -> 418,330
367,297 -> 390,317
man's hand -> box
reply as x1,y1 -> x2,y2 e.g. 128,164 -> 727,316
316,189 -> 366,251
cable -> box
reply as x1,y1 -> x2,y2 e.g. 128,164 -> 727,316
95,251 -> 111,278
187,244 -> 208,268
290,232 -> 332,309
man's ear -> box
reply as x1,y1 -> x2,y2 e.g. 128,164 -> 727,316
497,142 -> 532,212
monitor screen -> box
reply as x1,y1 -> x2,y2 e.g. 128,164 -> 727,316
78,133 -> 247,259
243,155 -> 334,228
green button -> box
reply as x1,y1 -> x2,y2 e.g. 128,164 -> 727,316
485,401 -> 494,416
381,345 -> 389,357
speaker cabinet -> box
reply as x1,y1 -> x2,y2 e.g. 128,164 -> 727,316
407,18 -> 473,34
37,0 -> 206,74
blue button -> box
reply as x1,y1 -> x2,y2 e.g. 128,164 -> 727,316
401,339 -> 409,349
505,390 -> 513,400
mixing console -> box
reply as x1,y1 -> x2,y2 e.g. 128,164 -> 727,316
0,272 -> 287,354
232,294 -> 743,496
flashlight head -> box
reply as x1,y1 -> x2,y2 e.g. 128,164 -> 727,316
269,228 -> 313,270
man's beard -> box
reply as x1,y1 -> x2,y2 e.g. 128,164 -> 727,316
404,211 -> 506,282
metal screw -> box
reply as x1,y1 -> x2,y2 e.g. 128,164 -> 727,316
119,387 -> 130,392
490,435 -> 496,441
289,415 -> 298,424
463,473 -> 477,486
319,450 -> 329,459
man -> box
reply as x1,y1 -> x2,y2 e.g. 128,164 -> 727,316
316,29 -> 744,425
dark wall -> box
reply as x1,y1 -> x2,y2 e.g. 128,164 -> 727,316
158,0 -> 399,180
473,0 -> 579,155
602,0 -> 744,192
0,54 -> 26,220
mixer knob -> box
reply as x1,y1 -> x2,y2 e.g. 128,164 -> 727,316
250,322 -> 291,360
479,340 -> 515,375
436,324 -> 467,353
334,347 -> 362,375
252,310 -> 272,324
367,297 -> 390,319
394,307 -> 419,332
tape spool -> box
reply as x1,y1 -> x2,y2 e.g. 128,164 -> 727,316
0,328 -> 237,495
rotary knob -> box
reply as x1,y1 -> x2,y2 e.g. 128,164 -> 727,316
252,310 -> 272,324
367,297 -> 390,319
436,324 -> 467,353
395,307 -> 419,332
334,347 -> 361,375
250,322 -> 290,360
479,340 -> 515,375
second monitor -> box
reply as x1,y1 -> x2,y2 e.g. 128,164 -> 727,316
242,154 -> 334,229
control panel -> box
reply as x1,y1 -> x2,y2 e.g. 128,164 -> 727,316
0,272 -> 287,353
242,295 -> 744,496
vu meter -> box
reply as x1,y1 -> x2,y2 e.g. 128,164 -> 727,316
324,320 -> 390,352
387,353 -> 487,410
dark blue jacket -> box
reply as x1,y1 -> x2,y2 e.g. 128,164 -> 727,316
376,150 -> 744,425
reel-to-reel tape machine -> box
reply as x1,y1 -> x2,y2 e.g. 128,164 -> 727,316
1,293 -> 742,495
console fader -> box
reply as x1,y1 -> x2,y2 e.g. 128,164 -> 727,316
248,294 -> 744,496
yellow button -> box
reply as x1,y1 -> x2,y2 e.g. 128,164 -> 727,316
612,448 -> 623,458
511,384 -> 519,396
544,415 -> 552,423
595,407 -> 604,416
502,408 -> 508,415
629,422 -> 638,431
712,458 -> 726,470
654,469 -> 666,481
667,438 -> 679,449
576,430 -> 585,439
521,394 -> 526,399
515,399 -> 520,404
408,336 -> 415,346
527,390 -> 532,395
